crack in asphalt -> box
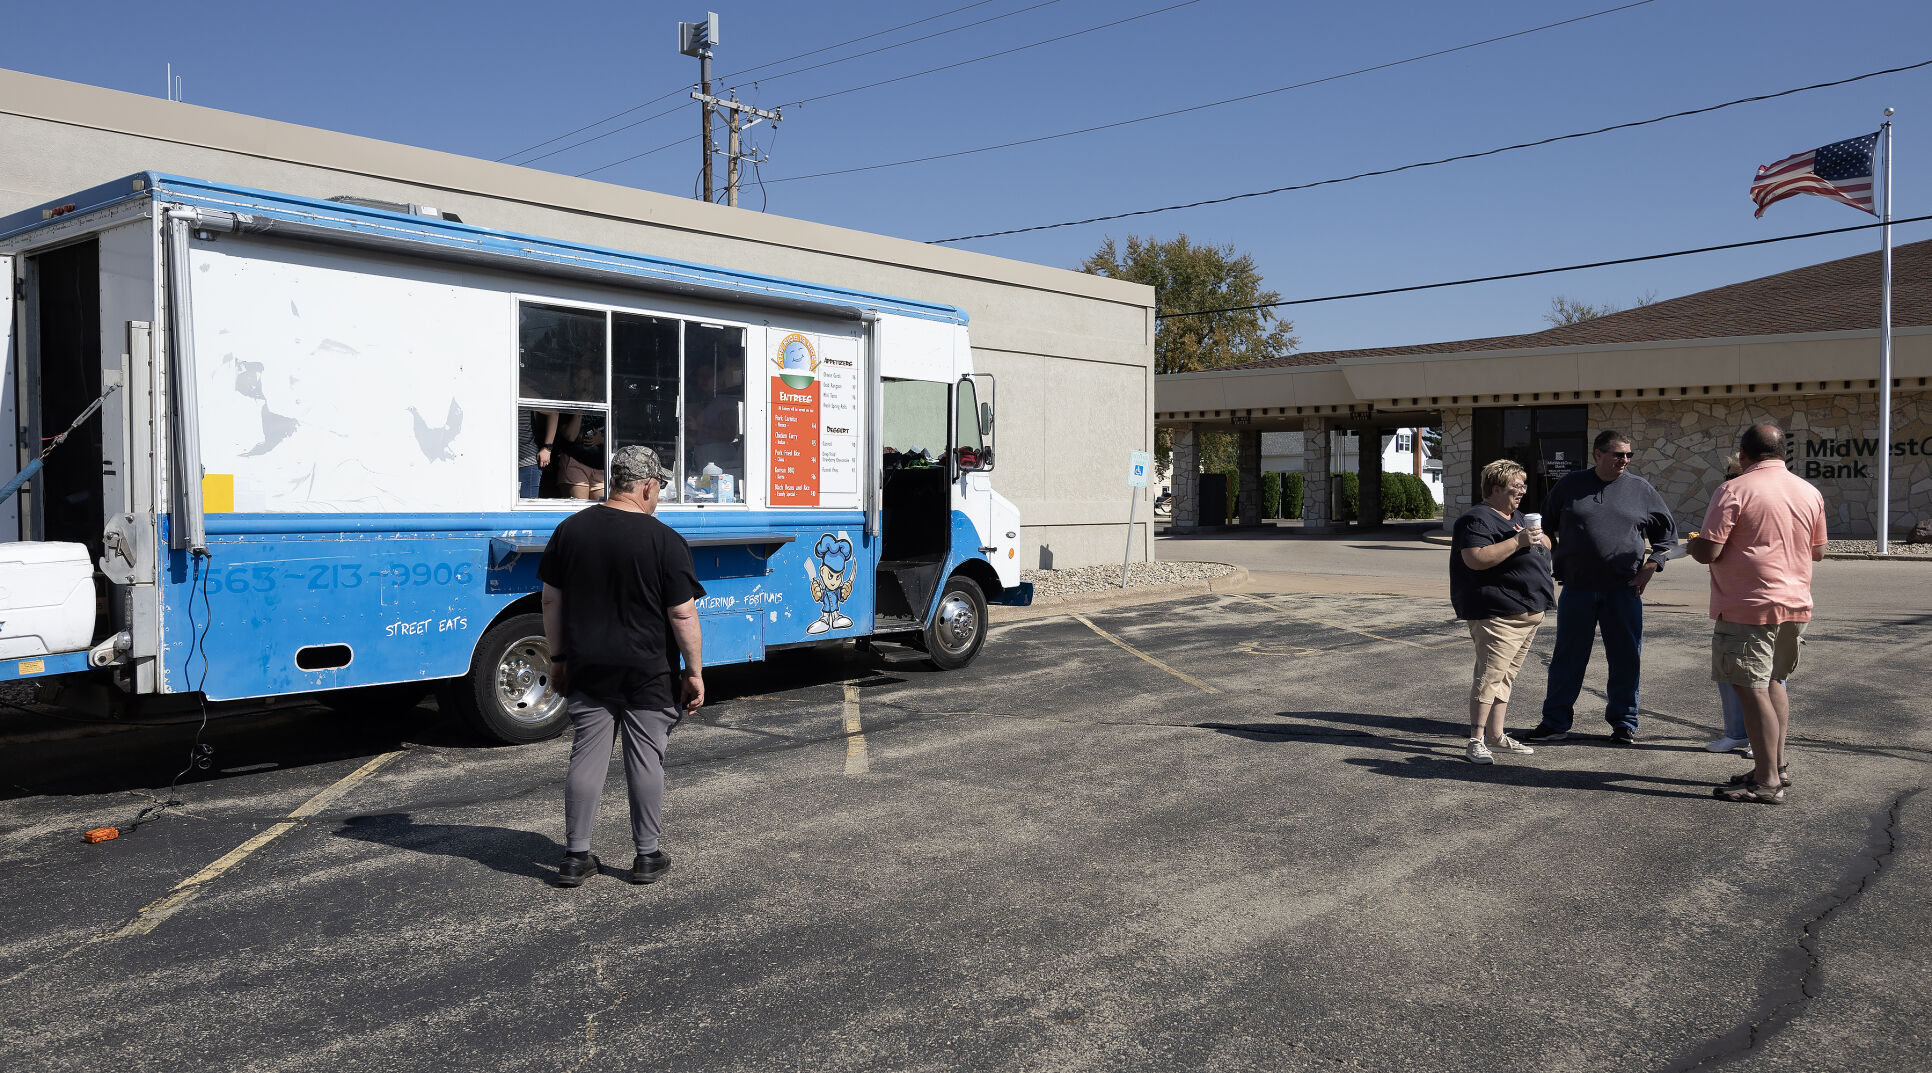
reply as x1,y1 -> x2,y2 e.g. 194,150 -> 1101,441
1669,786 -> 1924,1072
570,954 -> 626,1073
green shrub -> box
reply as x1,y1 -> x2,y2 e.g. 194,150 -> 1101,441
1261,472 -> 1282,518
1222,467 -> 1240,522
1378,472 -> 1406,519
1410,473 -> 1438,518
1283,472 -> 1304,518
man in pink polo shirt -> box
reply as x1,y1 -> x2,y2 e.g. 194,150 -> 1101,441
1689,424 -> 1827,804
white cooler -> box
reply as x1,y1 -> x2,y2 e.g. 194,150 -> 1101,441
0,541 -> 97,658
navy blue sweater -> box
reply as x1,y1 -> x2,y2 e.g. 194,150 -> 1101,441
1544,469 -> 1676,590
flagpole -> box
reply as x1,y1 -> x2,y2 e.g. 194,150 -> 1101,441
1877,110 -> 1895,554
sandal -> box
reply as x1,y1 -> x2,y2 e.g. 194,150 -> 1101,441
1725,766 -> 1791,788
1714,782 -> 1786,804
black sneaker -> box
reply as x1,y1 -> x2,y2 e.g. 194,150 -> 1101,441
630,850 -> 671,885
1610,726 -> 1638,745
556,853 -> 599,888
1519,725 -> 1570,743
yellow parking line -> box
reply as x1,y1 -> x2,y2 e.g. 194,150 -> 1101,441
842,684 -> 869,775
1070,612 -> 1219,694
113,749 -> 406,938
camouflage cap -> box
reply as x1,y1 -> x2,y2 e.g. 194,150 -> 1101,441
610,445 -> 673,485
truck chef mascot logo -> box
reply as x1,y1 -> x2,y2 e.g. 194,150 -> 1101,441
775,333 -> 819,388
807,533 -> 855,634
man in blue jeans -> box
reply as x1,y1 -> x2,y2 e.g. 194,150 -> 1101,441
1521,430 -> 1676,745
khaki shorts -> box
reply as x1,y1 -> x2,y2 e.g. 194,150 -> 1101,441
1468,612 -> 1544,704
1711,619 -> 1806,689
558,454 -> 604,492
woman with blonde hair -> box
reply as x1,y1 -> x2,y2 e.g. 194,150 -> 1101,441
1449,460 -> 1555,763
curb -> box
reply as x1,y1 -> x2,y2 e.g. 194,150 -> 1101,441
1421,528 -> 1452,546
1821,550 -> 1932,561
990,564 -> 1251,624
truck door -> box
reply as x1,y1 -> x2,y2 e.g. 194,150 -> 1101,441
24,239 -> 106,557
951,374 -> 994,545
2,252 -> 15,540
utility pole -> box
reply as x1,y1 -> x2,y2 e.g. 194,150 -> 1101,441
691,91 -> 782,207
678,13 -> 720,202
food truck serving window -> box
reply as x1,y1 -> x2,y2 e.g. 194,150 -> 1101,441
515,301 -> 747,504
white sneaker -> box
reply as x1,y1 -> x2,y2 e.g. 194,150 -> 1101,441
1488,734 -> 1535,755
1706,736 -> 1751,754
1465,738 -> 1493,764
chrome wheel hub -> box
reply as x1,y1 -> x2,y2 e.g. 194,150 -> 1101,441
495,636 -> 565,727
934,594 -> 979,654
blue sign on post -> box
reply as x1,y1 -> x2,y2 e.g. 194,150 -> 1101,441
1127,450 -> 1151,488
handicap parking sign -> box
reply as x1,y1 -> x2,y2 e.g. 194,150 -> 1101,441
1127,450 -> 1151,488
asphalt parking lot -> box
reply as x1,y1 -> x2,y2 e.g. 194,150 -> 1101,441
1,543 -> 1929,1073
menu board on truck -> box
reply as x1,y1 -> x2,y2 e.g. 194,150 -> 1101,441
769,330 -> 865,509
770,332 -> 822,505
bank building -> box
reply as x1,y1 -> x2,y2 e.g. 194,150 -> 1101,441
1158,239 -> 1931,540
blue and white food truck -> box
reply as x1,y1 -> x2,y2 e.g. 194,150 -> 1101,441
0,174 -> 1029,742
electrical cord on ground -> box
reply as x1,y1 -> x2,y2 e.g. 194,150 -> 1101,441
784,0 -> 1663,189
928,55 -> 1932,242
123,550 -> 218,832
1153,213 -> 1932,319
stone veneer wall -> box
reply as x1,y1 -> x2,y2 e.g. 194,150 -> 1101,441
1590,392 -> 1931,539
1440,408 -> 1476,512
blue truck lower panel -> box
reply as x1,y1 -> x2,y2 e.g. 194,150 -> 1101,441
157,511 -> 918,701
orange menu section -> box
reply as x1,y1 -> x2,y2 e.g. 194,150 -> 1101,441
770,376 -> 821,505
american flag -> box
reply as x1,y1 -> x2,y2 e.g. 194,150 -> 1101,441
1750,132 -> 1878,218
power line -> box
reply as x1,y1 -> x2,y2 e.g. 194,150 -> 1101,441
722,0 -> 1012,84
496,0 -> 1014,165
728,0 -> 1068,93
1153,215 -> 1932,319
933,57 -> 1932,243
568,0 -> 1200,179
578,132 -> 701,178
775,0 -> 1208,110
769,0 -> 1662,188
518,102 -> 691,169
498,88 -> 691,165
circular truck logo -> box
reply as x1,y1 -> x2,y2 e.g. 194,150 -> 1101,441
774,333 -> 818,389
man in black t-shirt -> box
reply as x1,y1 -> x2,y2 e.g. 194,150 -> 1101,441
538,445 -> 705,888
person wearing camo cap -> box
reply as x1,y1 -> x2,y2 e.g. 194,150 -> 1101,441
539,444 -> 707,887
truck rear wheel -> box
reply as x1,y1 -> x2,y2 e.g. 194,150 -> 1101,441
443,612 -> 568,744
922,575 -> 987,670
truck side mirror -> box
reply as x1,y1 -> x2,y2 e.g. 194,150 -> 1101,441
979,401 -> 994,438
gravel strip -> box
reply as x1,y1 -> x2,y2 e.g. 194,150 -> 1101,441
1824,538 -> 1932,557
1021,561 -> 1235,599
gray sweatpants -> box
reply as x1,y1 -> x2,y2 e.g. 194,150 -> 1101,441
563,694 -> 681,856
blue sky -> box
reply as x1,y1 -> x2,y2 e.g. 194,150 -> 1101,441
6,0 -> 1930,354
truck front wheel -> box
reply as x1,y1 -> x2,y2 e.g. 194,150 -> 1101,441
922,575 -> 987,670
442,612 -> 568,744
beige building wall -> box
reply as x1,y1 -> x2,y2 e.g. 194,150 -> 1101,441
0,68 -> 1155,568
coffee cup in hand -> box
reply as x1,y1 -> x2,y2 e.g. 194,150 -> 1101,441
1523,512 -> 1542,531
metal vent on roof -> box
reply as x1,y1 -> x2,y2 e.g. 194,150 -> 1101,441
326,195 -> 463,223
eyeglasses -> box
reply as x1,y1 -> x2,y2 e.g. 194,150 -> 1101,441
1603,451 -> 1634,459
1506,486 -> 1527,495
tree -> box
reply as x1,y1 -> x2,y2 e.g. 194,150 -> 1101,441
1083,234 -> 1298,374
1083,234 -> 1298,473
1543,290 -> 1659,327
